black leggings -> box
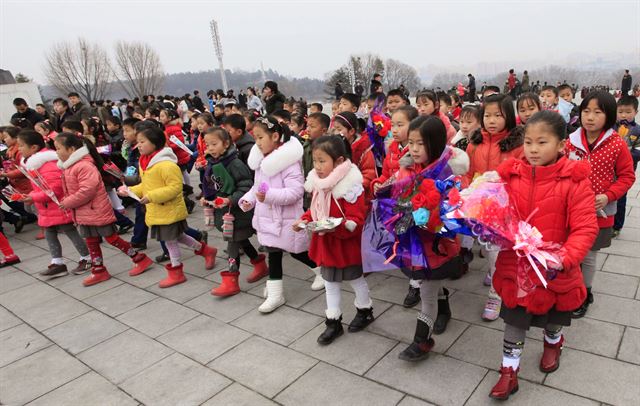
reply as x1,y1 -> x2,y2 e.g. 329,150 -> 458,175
268,250 -> 316,280
228,239 -> 259,270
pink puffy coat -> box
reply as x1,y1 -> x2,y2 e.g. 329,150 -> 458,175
58,147 -> 116,226
240,139 -> 310,253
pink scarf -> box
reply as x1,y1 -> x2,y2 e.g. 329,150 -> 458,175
310,160 -> 352,221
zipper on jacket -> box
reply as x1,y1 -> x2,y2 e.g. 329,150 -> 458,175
528,166 -> 536,216
486,134 -> 492,170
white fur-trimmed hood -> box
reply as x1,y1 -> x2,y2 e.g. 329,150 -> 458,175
304,163 -> 364,201
568,128 -> 614,153
247,139 -> 303,176
145,147 -> 177,170
58,146 -> 90,169
25,149 -> 58,171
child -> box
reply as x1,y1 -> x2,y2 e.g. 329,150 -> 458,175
243,109 -> 259,135
332,111 -> 375,206
516,93 -> 541,125
415,90 -> 456,142
240,116 -> 320,313
0,211 -> 20,267
105,116 -> 124,153
194,112 -> 215,196
201,127 -> 267,297
385,89 -> 409,114
293,136 -> 373,344
223,113 -> 256,166
338,93 -> 360,114
465,93 -> 525,321
450,94 -> 462,121
565,91 -> 636,318
54,132 -> 153,286
119,126 -> 218,288
303,113 -> 331,208
288,113 -> 307,140
309,103 -> 323,114
122,118 -> 148,250
450,105 -> 481,151
18,130 -> 92,277
34,121 -> 58,148
489,111 -> 599,400
613,95 -> 640,237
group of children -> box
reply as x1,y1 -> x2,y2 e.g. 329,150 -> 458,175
0,83 -> 637,401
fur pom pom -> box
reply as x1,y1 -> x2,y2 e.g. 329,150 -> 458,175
344,220 -> 357,232
399,154 -> 414,168
448,147 -> 470,175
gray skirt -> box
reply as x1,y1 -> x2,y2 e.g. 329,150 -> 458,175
79,223 -> 118,238
150,220 -> 188,241
591,227 -> 612,251
321,265 -> 363,282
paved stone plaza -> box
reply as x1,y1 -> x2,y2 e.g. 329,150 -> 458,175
1,177 -> 639,406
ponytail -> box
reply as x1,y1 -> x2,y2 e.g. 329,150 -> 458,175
55,132 -> 107,178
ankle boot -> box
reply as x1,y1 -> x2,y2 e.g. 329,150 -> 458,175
83,265 -> 111,287
195,244 -> 217,270
489,366 -> 519,400
212,271 -> 241,297
129,252 -> 153,276
310,267 -> 325,291
403,285 -> 421,308
317,316 -> 344,345
540,335 -> 564,373
433,288 -> 452,335
348,307 -> 374,332
246,254 -> 269,283
398,317 -> 435,361
159,263 -> 186,288
571,287 -> 592,319
258,279 -> 285,313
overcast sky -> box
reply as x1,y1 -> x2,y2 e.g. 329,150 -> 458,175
1,0 -> 639,84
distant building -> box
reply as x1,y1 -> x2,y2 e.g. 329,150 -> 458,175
0,69 -> 16,85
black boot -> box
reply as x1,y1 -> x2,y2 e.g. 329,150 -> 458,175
348,307 -> 374,332
398,316 -> 435,362
317,317 -> 343,345
433,288 -> 451,335
185,198 -> 196,214
571,287 -> 593,319
403,284 -> 421,308
450,248 -> 473,280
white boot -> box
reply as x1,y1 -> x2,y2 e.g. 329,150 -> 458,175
310,267 -> 325,291
258,279 -> 286,313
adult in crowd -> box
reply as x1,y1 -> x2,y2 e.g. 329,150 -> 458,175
51,98 -> 73,132
11,98 -> 44,126
467,73 -> 476,102
335,82 -> 344,100
621,69 -> 632,96
247,87 -> 263,111
262,81 -> 285,115
68,92 -> 91,121
507,69 -> 517,99
370,73 -> 383,95
521,70 -> 530,92
192,90 -> 205,112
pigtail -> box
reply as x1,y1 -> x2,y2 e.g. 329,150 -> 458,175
83,137 -> 107,179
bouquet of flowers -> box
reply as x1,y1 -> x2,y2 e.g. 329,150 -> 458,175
14,165 -> 61,206
366,95 -> 391,167
1,185 -> 26,202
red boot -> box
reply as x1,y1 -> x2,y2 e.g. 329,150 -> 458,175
0,254 -> 20,268
211,271 -> 241,297
159,263 -> 186,288
489,366 -> 519,400
540,335 -> 564,373
246,254 -> 269,283
129,252 -> 153,276
195,244 -> 217,270
83,266 -> 111,287
35,228 -> 45,240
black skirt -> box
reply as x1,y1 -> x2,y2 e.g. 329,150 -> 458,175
500,305 -> 572,330
401,256 -> 462,281
591,227 -> 612,250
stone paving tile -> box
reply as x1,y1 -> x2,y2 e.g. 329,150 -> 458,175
201,382 -> 277,406
466,371 -> 598,406
121,353 -> 231,406
0,305 -> 22,332
232,304 -> 323,346
0,268 -> 36,294
617,327 -> 640,365
78,329 -> 173,384
342,272 -> 391,293
180,253 -> 221,279
114,263 -> 166,288
615,226 -> 640,242
368,275 -> 415,306
365,343 -> 487,406
43,310 -> 128,355
397,396 -> 436,406
275,362 -> 404,406
205,265 -> 268,294
157,314 -> 252,364
290,323 -> 397,375
448,290 -> 506,332
0,282 -> 61,314
601,254 -> 640,276
247,276 -> 323,308
0,323 -> 52,367
208,336 -> 317,398
57,274 -> 124,300
26,371 -> 138,406
11,246 -> 50,262
562,316 -> 624,358
146,275 -> 213,303
600,240 -> 640,258
116,297 -> 199,338
84,283 -> 157,317
544,347 -> 640,406
301,289 -> 393,326
185,291 -> 263,323
16,294 -> 92,331
587,292 -> 640,328
0,346 -> 89,405
592,270 -> 639,298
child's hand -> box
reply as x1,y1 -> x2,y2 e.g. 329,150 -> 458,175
292,220 -> 308,232
116,185 -> 128,197
200,197 -> 208,207
140,196 -> 150,205
20,195 -> 33,204
240,200 -> 253,211
594,194 -> 609,211
255,191 -> 266,203
373,183 -> 381,193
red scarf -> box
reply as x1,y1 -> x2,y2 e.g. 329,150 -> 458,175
139,150 -> 159,171
581,128 -> 606,151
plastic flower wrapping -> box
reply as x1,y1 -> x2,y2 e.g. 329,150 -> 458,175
366,95 -> 391,167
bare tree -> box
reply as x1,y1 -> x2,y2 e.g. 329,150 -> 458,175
113,41 -> 165,99
384,59 -> 421,93
44,38 -> 112,101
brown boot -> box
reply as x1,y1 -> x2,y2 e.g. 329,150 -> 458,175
40,263 -> 68,278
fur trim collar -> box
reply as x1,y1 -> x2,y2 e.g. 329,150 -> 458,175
568,128 -> 614,153
146,147 -> 177,169
247,139 -> 303,176
25,149 -> 58,171
305,164 -> 363,201
58,146 -> 90,169
448,147 -> 470,176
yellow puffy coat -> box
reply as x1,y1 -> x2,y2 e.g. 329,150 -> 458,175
129,148 -> 188,226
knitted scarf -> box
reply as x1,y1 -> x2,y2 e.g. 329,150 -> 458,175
309,160 -> 352,221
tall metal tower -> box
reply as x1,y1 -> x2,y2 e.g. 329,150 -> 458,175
209,19 -> 229,93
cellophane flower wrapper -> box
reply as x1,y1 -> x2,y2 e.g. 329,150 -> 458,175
366,95 -> 391,167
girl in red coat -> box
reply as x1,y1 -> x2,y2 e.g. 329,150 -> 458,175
17,131 -> 91,278
415,90 -> 457,143
293,136 -> 373,345
55,133 -> 153,287
564,91 -> 636,318
489,111 -> 599,400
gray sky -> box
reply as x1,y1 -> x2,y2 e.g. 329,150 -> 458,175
1,0 -> 639,84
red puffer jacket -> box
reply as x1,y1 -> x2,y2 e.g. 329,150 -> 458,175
164,124 -> 192,166
4,145 -> 32,194
25,149 -> 73,227
350,135 -> 376,207
464,128 -> 524,185
494,157 -> 599,315
371,140 -> 407,191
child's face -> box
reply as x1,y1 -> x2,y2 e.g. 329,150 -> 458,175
386,95 -> 405,114
306,118 -> 325,140
4,135 -> 16,147
196,118 -> 209,133
224,107 -> 233,117
214,106 -> 224,117
204,133 -> 228,159
224,125 -> 243,142
338,99 -> 356,113
136,133 -> 156,156
617,104 -> 637,123
581,99 -> 607,134
54,140 -> 74,162
159,111 -> 170,124
106,121 -> 118,133
35,125 -> 48,138
284,104 -> 293,113
391,111 -> 410,145
253,126 -> 280,156
333,121 -> 355,142
309,105 -> 320,114
416,97 -> 436,116
559,88 -> 573,103
540,90 -> 558,106
366,99 -> 375,111
331,102 -> 339,116
312,148 -> 341,179
408,129 -> 428,164
518,100 -> 540,124
524,122 -> 565,167
459,114 -> 480,137
123,125 -> 137,143
439,101 -> 451,115
483,103 -> 507,134
289,121 -> 301,134
17,138 -> 35,158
